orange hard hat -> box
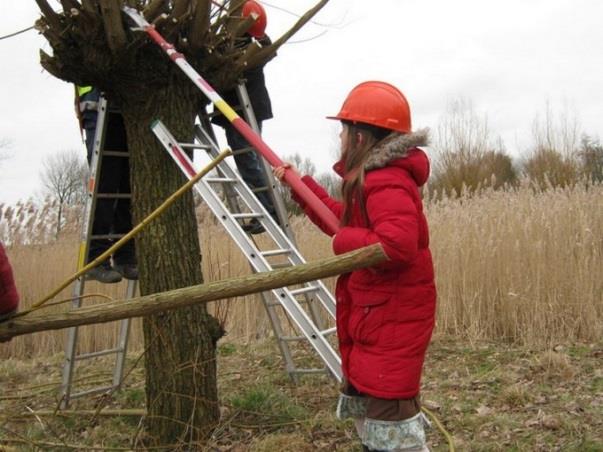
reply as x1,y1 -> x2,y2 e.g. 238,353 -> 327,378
242,0 -> 267,38
328,81 -> 412,134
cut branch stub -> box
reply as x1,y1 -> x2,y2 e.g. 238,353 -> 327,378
99,0 -> 128,54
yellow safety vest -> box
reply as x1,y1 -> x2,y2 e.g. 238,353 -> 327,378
77,85 -> 93,96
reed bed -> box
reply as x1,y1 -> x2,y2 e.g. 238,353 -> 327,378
1,182 -> 601,359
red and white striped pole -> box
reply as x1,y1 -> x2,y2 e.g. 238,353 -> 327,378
123,7 -> 340,235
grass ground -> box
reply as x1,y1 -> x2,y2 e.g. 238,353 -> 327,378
0,335 -> 601,451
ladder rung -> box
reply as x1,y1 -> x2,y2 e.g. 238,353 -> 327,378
321,326 -> 337,336
76,347 -> 123,360
205,177 -> 238,184
102,151 -> 129,157
289,286 -> 319,296
271,262 -> 293,269
290,368 -> 329,375
180,142 -> 210,150
96,193 -> 131,199
70,386 -> 114,400
232,212 -> 263,220
90,233 -> 125,240
280,334 -> 305,342
251,186 -> 269,194
279,326 -> 336,342
260,248 -> 292,257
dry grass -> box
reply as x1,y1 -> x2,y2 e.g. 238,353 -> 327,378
1,338 -> 601,450
1,183 -> 601,360
428,181 -> 602,345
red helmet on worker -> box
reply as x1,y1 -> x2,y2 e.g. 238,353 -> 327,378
328,81 -> 412,134
242,0 -> 267,38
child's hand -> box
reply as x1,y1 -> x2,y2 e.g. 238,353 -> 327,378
273,163 -> 299,184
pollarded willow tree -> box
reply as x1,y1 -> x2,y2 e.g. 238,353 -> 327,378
33,0 -> 328,447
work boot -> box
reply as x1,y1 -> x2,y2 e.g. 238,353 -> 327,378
113,263 -> 139,280
242,218 -> 265,235
86,263 -> 122,284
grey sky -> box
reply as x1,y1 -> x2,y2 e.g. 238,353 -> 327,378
1,0 -> 602,205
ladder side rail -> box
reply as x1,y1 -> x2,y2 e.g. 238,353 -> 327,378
61,95 -> 111,408
153,122 -> 342,380
112,280 -> 137,388
195,123 -> 336,319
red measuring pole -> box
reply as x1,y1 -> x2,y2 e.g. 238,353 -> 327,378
123,7 -> 340,235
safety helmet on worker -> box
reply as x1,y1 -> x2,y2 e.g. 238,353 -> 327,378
242,0 -> 267,38
328,81 -> 412,134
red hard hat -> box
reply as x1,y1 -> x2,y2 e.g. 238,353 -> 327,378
242,0 -> 267,38
328,81 -> 412,133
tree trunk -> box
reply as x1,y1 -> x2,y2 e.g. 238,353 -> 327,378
120,79 -> 223,446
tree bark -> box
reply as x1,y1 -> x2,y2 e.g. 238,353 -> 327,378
119,79 -> 222,446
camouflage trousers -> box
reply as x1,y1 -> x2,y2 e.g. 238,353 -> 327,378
336,392 -> 430,451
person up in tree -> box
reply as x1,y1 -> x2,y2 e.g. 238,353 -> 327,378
211,0 -> 279,234
75,86 -> 138,283
274,81 -> 436,452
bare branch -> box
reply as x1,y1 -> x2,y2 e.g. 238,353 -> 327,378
34,0 -> 62,30
81,0 -> 97,14
189,0 -> 211,50
60,0 -> 81,13
99,0 -> 127,53
144,0 -> 169,22
170,0 -> 192,19
245,0 -> 329,70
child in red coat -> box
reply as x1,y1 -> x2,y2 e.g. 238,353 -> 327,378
274,81 -> 436,451
0,242 -> 19,321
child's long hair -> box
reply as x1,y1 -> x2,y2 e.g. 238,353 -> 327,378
340,121 -> 391,226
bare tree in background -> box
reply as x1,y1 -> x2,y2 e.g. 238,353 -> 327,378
431,98 -> 516,196
579,134 -> 603,182
33,0 -> 329,446
40,149 -> 87,238
523,101 -> 581,189
279,152 -> 316,214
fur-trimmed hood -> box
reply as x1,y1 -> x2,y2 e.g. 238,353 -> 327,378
367,128 -> 430,187
365,128 -> 429,170
333,128 -> 431,187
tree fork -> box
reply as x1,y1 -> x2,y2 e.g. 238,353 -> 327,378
0,244 -> 388,341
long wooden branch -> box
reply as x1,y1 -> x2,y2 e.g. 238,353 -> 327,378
0,244 -> 388,341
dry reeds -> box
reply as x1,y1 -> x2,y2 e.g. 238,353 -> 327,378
1,183 -> 601,359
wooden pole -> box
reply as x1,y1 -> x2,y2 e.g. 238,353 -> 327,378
0,244 -> 388,341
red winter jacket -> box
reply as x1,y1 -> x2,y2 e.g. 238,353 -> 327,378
293,130 -> 436,399
0,243 -> 19,316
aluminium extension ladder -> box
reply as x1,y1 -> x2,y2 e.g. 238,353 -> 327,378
152,115 -> 342,381
200,82 -> 336,378
60,95 -> 138,409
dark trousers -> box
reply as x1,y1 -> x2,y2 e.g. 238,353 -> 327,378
83,111 -> 135,265
224,122 -> 276,216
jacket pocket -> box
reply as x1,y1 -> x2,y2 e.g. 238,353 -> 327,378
347,286 -> 391,346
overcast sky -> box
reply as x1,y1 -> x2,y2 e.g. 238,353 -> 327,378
1,0 -> 602,205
